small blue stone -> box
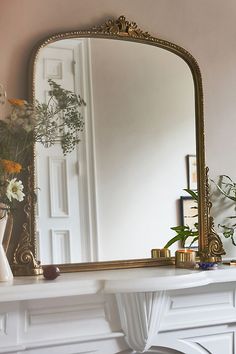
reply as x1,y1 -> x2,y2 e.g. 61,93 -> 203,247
198,262 -> 217,270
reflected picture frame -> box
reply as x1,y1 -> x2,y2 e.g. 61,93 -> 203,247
180,196 -> 198,248
187,154 -> 197,190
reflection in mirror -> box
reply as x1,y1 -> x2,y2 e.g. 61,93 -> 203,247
34,37 -> 196,265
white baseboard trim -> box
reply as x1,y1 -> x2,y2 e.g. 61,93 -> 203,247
0,332 -> 125,353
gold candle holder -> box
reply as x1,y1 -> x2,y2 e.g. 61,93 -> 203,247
175,249 -> 196,268
151,248 -> 171,258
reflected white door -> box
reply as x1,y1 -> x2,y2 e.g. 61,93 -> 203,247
35,41 -> 95,264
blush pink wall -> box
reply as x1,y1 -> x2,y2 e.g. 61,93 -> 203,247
1,0 -> 235,179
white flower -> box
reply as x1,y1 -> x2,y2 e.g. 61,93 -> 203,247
6,178 -> 25,202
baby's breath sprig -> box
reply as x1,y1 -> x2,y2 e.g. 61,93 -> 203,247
34,79 -> 86,155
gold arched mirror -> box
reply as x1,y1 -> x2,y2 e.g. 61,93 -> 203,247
9,16 -> 225,275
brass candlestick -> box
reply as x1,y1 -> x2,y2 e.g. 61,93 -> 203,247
151,248 -> 171,258
175,249 -> 196,268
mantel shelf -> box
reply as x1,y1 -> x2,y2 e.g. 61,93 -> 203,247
0,265 -> 236,302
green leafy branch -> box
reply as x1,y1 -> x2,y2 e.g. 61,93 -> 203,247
164,174 -> 236,250
34,79 -> 86,155
0,79 -> 86,165
164,189 -> 198,249
211,175 -> 236,245
211,175 -> 236,202
164,224 -> 198,249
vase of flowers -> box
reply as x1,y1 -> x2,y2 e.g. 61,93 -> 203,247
0,159 -> 25,281
0,207 -> 13,281
0,80 -> 85,278
0,94 -> 31,281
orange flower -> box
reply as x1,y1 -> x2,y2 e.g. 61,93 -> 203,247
8,98 -> 25,107
0,159 -> 22,174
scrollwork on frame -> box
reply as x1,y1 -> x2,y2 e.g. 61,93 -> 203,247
11,165 -> 42,276
200,167 -> 226,261
208,216 -> 225,259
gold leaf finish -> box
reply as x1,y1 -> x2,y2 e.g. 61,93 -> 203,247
199,167 -> 225,262
11,165 -> 42,275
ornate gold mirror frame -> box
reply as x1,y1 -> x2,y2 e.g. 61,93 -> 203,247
9,16 -> 225,276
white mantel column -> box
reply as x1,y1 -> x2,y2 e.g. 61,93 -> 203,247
116,291 -> 168,352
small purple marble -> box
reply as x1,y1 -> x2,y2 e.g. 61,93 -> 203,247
43,265 -> 60,280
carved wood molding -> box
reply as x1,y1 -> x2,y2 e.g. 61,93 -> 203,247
200,167 -> 226,261
11,165 -> 42,276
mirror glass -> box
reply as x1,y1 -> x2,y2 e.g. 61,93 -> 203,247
34,37 -> 196,265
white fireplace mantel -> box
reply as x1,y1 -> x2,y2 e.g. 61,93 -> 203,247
0,264 -> 236,302
1,265 -> 236,354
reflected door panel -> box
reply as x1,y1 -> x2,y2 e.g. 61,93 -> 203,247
35,40 -> 93,264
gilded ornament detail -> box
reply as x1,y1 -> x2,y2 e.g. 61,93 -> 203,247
91,16 -> 151,38
199,167 -> 226,261
12,165 -> 42,275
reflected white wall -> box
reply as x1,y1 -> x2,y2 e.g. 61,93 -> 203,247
90,39 -> 195,260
